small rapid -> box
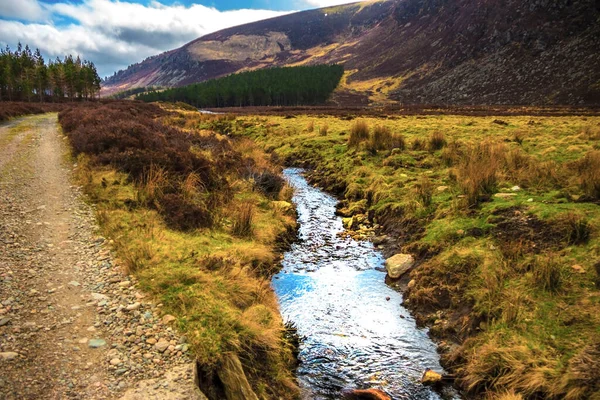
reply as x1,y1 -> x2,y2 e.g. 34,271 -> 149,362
272,168 -> 454,399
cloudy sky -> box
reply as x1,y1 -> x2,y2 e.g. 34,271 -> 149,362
0,0 -> 357,79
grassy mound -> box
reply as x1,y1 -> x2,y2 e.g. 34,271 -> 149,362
60,101 -> 299,399
236,112 -> 600,399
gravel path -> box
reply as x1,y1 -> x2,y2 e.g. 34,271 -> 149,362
0,114 -> 205,400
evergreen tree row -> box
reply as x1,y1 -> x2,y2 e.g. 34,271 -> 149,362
136,64 -> 344,107
0,43 -> 102,102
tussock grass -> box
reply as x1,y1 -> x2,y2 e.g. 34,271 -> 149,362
456,142 -> 504,207
236,112 -> 600,399
232,201 -> 255,238
65,104 -> 299,399
416,176 -> 434,207
319,123 -> 329,136
367,125 -> 405,152
348,120 -> 369,147
532,255 -> 563,293
573,150 -> 600,200
428,131 -> 447,151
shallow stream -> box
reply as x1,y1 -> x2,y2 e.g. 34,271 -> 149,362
272,168 -> 452,399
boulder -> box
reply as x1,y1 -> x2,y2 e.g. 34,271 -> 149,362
421,369 -> 442,386
217,353 -> 259,400
341,388 -> 391,400
385,254 -> 415,279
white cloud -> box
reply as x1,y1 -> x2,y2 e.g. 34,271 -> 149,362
303,0 -> 361,7
0,0 -> 289,78
0,0 -> 46,21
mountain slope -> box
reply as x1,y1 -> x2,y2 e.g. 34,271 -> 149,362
102,0 -> 600,105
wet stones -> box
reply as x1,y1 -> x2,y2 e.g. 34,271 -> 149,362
384,254 -> 415,279
341,388 -> 391,400
421,368 -> 443,386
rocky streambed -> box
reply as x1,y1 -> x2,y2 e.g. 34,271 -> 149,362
272,169 -> 457,399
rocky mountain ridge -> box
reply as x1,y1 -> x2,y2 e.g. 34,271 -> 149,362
102,0 -> 600,105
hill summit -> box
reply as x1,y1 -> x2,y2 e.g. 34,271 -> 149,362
102,0 -> 600,106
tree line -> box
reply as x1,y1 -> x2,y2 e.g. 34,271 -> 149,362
0,43 -> 102,102
136,64 -> 344,107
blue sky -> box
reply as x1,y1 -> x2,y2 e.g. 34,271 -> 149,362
0,0 -> 357,78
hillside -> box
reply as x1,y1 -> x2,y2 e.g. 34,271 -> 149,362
102,0 -> 600,106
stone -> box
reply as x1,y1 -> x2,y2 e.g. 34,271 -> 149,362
407,279 -> 416,289
511,185 -> 521,192
91,293 -> 108,301
110,358 -> 121,366
341,388 -> 391,400
155,339 -> 170,353
527,198 -> 534,202
0,317 -> 11,327
88,338 -> 107,348
68,281 -> 80,287
126,302 -> 141,311
571,265 -> 586,274
421,369 -> 442,385
494,193 -> 517,199
0,352 -> 19,361
384,254 -> 415,279
162,315 -> 176,325
436,186 -> 449,192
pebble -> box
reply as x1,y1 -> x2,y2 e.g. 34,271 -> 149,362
155,339 -> 170,353
0,352 -> 19,361
125,302 -> 141,311
88,338 -> 107,348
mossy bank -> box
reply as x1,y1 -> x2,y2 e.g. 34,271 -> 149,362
59,102 -> 300,400
227,112 -> 600,400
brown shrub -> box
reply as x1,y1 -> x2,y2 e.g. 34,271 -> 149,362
367,125 -> 405,153
552,212 -> 591,245
58,101 -> 240,231
348,120 -> 369,147
560,341 -> 600,399
232,202 -> 254,238
319,123 -> 329,136
532,255 -> 563,292
428,131 -> 447,151
416,176 -> 434,207
412,137 -> 426,150
572,150 -> 600,200
440,140 -> 463,166
158,193 -> 213,231
456,142 -> 504,207
0,102 -> 66,122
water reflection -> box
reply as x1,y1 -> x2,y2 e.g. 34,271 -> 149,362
272,168 -> 451,399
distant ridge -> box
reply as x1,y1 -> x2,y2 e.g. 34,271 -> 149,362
102,0 -> 600,106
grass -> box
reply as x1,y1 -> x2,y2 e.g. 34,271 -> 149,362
233,112 -> 600,399
64,104 -> 299,399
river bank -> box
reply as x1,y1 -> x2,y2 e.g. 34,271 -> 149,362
233,112 -> 600,399
57,102 -> 301,399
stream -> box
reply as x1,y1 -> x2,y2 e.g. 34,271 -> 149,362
272,168 -> 453,399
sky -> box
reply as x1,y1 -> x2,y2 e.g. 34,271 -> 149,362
0,0 -> 359,79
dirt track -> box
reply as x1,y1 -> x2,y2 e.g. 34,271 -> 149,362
0,114 -> 204,400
